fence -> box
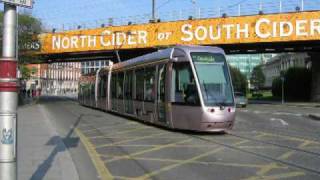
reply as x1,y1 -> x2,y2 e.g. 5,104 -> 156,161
46,0 -> 320,32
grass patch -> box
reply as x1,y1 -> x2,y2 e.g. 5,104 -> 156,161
248,90 -> 280,101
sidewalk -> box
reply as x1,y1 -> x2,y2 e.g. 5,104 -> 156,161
18,101 -> 79,180
249,100 -> 320,108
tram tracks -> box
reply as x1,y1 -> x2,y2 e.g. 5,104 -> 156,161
228,132 -> 320,157
189,132 -> 320,176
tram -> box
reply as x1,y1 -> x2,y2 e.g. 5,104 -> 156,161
78,46 -> 236,132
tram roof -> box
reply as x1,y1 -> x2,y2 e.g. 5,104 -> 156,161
111,45 -> 224,71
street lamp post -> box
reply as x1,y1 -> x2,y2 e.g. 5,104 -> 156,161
0,4 -> 18,180
152,0 -> 156,21
0,1 -> 32,179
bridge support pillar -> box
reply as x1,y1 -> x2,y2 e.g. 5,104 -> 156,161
310,53 -> 320,102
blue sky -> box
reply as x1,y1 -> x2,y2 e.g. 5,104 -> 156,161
16,0 -> 320,30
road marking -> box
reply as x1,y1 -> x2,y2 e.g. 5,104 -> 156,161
89,126 -> 151,139
95,132 -> 168,148
130,157 -> 269,169
257,163 -> 286,176
105,139 -> 192,163
261,132 -> 320,145
278,151 -> 295,160
273,112 -> 303,117
298,140 -> 313,149
270,118 -> 289,126
134,139 -> 249,179
81,122 -> 139,133
136,147 -> 226,180
244,171 -> 305,180
239,145 -> 276,149
75,128 -> 114,180
253,111 -> 263,114
240,109 -> 249,112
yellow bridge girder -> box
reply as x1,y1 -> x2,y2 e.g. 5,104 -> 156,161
39,11 -> 320,55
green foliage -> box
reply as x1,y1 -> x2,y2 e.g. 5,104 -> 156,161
250,65 -> 265,90
19,65 -> 31,80
271,77 -> 282,97
30,66 -> 37,75
229,65 -> 247,93
272,67 -> 312,100
0,12 -> 43,64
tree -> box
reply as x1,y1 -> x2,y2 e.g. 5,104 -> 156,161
272,67 -> 312,100
19,65 -> 31,80
250,65 -> 265,90
229,66 -> 247,93
0,12 -> 43,64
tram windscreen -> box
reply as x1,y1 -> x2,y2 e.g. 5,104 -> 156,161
191,52 -> 234,106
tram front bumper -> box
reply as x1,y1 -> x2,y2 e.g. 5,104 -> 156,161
199,107 -> 236,132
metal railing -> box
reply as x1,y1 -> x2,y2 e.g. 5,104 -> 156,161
44,0 -> 320,32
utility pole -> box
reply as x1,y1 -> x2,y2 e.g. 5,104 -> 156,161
0,1 -> 32,180
152,0 -> 156,21
0,4 -> 18,180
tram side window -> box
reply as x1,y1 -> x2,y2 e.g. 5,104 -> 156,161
100,75 -> 107,98
98,78 -> 102,98
124,71 -> 133,100
117,72 -> 124,99
111,73 -> 117,99
91,83 -> 95,98
135,69 -> 144,101
172,63 -> 200,105
144,67 -> 156,102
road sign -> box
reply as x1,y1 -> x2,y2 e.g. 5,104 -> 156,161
1,0 -> 33,8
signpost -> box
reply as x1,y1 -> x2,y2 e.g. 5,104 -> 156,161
0,1 -> 33,180
1,0 -> 33,8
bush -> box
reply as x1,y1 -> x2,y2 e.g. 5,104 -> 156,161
272,67 -> 312,100
229,66 -> 247,93
272,77 -> 282,97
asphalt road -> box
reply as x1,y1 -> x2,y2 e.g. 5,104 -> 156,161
39,96 -> 320,180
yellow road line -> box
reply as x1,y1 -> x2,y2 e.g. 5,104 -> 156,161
105,139 -> 192,163
75,128 -> 114,180
127,157 -> 269,169
244,171 -> 305,180
278,151 -> 295,160
256,163 -> 285,176
135,147 -> 225,180
298,140 -> 313,149
96,132 -> 168,148
99,144 -> 218,148
81,122 -> 139,133
262,132 -> 320,145
262,171 -> 305,179
89,126 -> 152,139
238,145 -> 276,149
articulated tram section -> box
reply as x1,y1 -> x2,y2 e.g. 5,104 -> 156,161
37,11 -> 320,101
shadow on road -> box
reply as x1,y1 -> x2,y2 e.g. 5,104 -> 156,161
30,115 -> 83,180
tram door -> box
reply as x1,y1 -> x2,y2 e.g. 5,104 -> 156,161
124,71 -> 134,114
157,64 -> 167,124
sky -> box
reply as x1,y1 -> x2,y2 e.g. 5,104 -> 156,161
13,0 -> 320,31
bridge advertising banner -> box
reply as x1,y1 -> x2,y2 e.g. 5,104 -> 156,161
40,11 -> 320,54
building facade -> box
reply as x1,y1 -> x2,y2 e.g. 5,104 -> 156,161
23,64 -> 48,92
226,54 -> 276,79
261,53 -> 311,88
80,60 -> 110,75
44,62 -> 81,95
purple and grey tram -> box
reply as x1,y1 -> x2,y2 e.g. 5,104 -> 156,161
78,45 -> 236,132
